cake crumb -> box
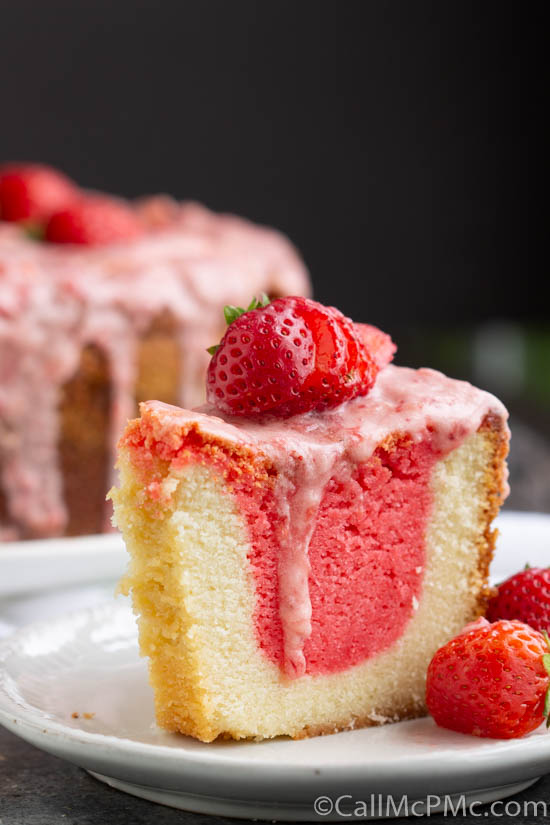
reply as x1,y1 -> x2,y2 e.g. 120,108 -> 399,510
368,711 -> 390,724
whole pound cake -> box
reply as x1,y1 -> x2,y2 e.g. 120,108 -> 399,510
0,164 -> 309,539
111,297 -> 509,741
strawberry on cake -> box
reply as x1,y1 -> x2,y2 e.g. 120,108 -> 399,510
111,296 -> 510,742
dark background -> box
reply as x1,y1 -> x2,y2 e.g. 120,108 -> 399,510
2,0 -> 548,485
0,0 -> 540,329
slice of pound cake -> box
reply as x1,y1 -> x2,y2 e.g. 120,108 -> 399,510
111,297 -> 509,742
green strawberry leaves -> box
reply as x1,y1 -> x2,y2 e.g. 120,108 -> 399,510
223,293 -> 270,326
207,294 -> 271,356
23,221 -> 45,241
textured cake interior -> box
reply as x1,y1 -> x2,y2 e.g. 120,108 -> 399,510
112,422 -> 506,742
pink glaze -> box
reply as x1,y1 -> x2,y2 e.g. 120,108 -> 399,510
122,365 -> 509,678
0,199 -> 309,539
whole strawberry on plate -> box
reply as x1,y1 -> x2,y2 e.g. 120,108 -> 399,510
487,566 -> 550,633
206,295 -> 395,417
426,617 -> 550,739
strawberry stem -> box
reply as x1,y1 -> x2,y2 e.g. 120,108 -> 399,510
23,221 -> 45,241
223,294 -> 270,326
224,305 -> 244,325
207,295 -> 271,356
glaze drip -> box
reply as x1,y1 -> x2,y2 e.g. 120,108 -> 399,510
0,200 -> 309,539
267,441 -> 341,677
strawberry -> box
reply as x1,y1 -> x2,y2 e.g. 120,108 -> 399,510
355,323 -> 397,370
486,566 -> 550,633
206,296 -> 390,417
45,197 -> 143,246
0,163 -> 79,223
426,618 -> 550,739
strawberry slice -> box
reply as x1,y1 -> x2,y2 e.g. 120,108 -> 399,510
355,323 -> 396,370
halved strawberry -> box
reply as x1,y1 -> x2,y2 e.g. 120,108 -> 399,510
355,323 -> 397,370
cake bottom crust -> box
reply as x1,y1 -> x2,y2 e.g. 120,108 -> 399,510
113,418 -> 507,742
285,703 -> 424,740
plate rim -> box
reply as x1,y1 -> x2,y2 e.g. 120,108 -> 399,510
0,530 -> 123,556
0,532 -> 128,598
1,599 -> 549,785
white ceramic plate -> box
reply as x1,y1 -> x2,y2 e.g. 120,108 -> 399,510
0,511 -> 549,821
0,581 -> 126,640
0,532 -> 127,598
